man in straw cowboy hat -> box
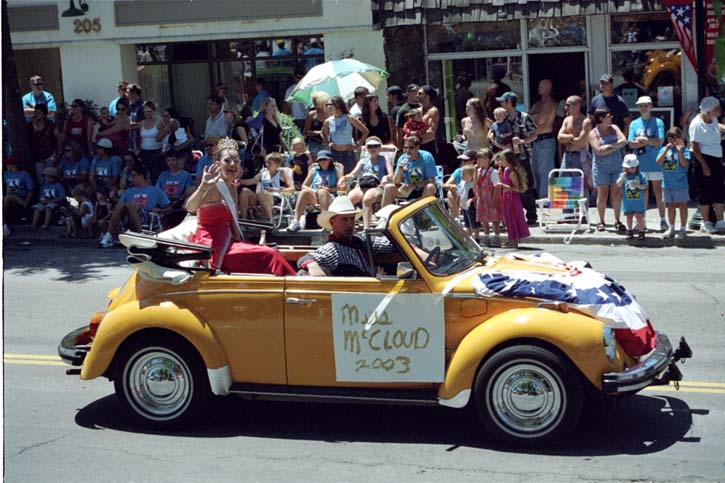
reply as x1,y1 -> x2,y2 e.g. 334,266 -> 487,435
297,196 -> 396,277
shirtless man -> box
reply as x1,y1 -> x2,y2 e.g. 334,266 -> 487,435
417,85 -> 441,158
557,96 -> 592,172
529,79 -> 557,198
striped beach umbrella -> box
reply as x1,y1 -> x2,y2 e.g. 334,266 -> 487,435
286,59 -> 389,107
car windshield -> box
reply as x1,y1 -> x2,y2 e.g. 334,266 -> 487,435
400,201 -> 482,276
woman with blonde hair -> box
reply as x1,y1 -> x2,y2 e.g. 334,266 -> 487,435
304,91 -> 330,159
260,97 -> 288,155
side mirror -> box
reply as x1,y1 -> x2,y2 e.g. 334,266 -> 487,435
396,262 -> 417,280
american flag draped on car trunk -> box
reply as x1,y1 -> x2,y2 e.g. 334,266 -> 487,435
471,253 -> 657,357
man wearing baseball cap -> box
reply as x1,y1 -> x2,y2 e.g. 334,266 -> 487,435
628,95 -> 666,230
590,73 -> 631,136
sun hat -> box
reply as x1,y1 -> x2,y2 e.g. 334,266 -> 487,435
636,96 -> 653,105
622,153 -> 639,169
43,166 -> 58,177
457,149 -> 478,161
365,137 -> 382,147
317,196 -> 362,231
96,138 -> 113,149
599,73 -> 614,83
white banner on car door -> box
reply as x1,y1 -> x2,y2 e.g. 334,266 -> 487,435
331,293 -> 445,382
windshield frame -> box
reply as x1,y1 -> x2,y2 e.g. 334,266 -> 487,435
398,200 -> 482,277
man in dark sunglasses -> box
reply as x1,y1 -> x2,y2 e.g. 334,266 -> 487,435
109,80 -> 129,116
22,75 -> 57,121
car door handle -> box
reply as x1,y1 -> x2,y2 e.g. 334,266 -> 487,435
285,297 -> 318,306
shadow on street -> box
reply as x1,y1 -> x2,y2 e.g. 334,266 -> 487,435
74,392 -> 703,455
2,240 -> 127,282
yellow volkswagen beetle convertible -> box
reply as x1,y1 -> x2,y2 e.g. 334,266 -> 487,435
59,197 -> 691,445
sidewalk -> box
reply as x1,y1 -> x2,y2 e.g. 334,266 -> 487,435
4,207 -> 724,248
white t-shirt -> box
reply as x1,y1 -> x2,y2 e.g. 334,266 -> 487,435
688,114 -> 723,158
349,102 -> 363,120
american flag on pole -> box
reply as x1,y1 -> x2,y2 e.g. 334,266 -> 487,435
664,0 -> 698,71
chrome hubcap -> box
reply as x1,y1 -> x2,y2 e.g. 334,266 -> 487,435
489,362 -> 564,436
126,349 -> 192,420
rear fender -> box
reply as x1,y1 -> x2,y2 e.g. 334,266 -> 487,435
80,300 -> 229,381
438,308 -> 618,405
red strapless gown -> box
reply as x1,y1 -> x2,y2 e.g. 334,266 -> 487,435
190,202 -> 295,276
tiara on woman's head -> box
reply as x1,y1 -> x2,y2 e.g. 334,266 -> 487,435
216,137 -> 239,153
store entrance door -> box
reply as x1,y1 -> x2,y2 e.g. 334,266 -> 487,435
527,52 -> 586,109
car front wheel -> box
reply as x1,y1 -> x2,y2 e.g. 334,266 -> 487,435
114,335 -> 210,427
473,345 -> 582,445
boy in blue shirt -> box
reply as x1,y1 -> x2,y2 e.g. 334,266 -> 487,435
617,154 -> 648,240
99,163 -> 170,248
32,167 -> 65,230
156,150 -> 193,228
381,135 -> 437,207
3,155 -> 35,234
90,138 -> 122,196
656,127 -> 690,240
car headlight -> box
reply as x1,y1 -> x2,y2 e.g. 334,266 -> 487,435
603,326 -> 616,363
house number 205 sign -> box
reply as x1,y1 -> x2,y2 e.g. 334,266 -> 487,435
73,18 -> 101,33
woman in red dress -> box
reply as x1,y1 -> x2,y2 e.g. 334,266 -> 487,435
185,138 -> 295,276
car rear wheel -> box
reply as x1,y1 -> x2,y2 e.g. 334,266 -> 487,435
114,335 -> 210,427
472,345 -> 582,445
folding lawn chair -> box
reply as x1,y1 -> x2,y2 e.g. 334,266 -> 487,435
535,168 -> 592,244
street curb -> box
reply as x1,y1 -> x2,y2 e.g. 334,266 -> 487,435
4,226 -> 724,249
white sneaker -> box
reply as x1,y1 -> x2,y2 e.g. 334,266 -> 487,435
702,221 -> 717,234
660,219 -> 669,231
287,219 -> 300,232
299,215 -> 306,230
663,226 -> 675,238
674,228 -> 687,240
715,220 -> 725,232
98,232 -> 114,248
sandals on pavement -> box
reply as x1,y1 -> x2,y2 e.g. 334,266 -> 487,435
596,223 -> 605,232
638,231 -> 645,240
614,221 -> 626,232
626,230 -> 634,240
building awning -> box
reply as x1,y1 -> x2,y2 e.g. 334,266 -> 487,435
372,0 -> 665,29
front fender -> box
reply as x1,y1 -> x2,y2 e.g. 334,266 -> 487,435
80,300 -> 229,380
438,307 -> 623,402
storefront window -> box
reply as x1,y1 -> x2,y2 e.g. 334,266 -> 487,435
436,56 -> 523,138
136,44 -> 166,63
427,21 -> 520,53
527,17 -> 586,48
611,48 -> 682,126
610,12 -> 675,44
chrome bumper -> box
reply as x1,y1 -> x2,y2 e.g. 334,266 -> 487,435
58,326 -> 91,368
602,332 -> 692,394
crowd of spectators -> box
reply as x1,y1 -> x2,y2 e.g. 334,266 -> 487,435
3,70 -> 725,246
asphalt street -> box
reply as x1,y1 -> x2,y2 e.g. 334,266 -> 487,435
2,241 -> 725,482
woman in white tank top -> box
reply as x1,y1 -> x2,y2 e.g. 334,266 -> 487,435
137,101 -> 165,182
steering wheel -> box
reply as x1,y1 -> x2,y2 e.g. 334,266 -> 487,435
424,246 -> 441,267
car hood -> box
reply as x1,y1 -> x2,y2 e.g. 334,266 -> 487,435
447,252 -> 656,357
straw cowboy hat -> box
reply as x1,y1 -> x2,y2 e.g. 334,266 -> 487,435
317,196 -> 361,231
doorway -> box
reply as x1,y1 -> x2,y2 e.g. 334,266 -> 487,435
527,52 -> 586,109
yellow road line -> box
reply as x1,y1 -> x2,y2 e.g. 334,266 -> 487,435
3,359 -> 67,366
676,381 -> 725,388
644,386 -> 725,395
4,354 -> 62,360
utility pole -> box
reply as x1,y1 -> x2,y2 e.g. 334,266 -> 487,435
2,0 -> 32,164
